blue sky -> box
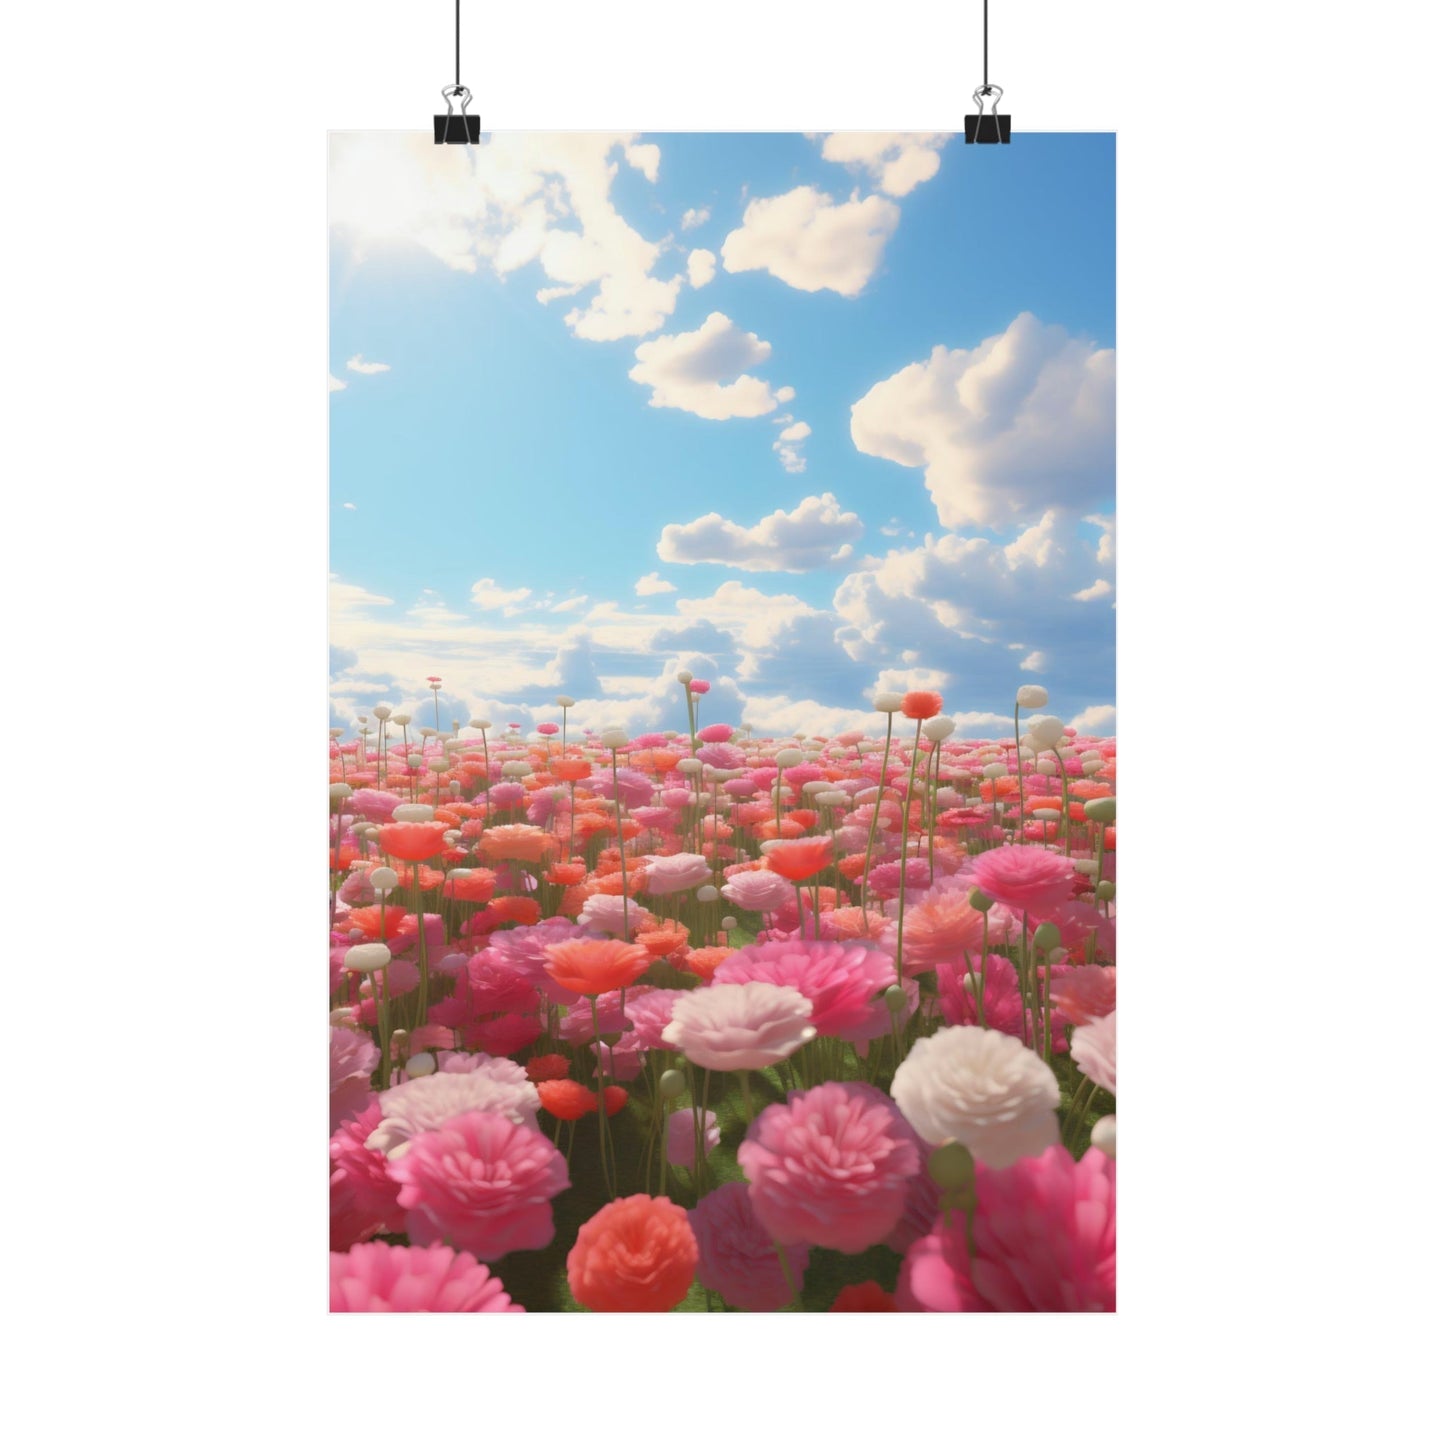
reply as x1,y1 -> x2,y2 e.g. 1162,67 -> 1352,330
329,130 -> 1114,739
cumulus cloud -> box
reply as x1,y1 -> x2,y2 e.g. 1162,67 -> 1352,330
471,578 -> 533,611
1070,704 -> 1117,735
407,589 -> 466,624
1020,650 -> 1047,672
721,186 -> 899,297
687,249 -> 717,288
850,312 -> 1116,528
329,373 -> 346,392
658,493 -> 865,572
681,206 -> 711,231
329,132 -> 681,342
635,572 -> 677,596
346,354 -> 391,375
819,133 -> 951,196
629,312 -> 790,420
1073,578 -> 1113,601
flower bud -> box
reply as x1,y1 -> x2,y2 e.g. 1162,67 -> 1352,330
676,670 -> 693,685
1082,760 -> 1105,776
1035,756 -> 1058,775
428,758 -> 450,774
1090,1115 -> 1117,1158
330,782 -> 353,802
392,714 -> 412,727
775,748 -> 804,768
927,1140 -> 974,1190
981,763 -> 1008,779
405,1052 -> 437,1079
659,1069 -> 687,1100
344,942 -> 391,972
373,704 -> 393,720
406,753 -> 424,769
1084,797 -> 1116,824
370,866 -> 399,894
1032,921 -> 1062,953
695,885 -> 719,903
469,718 -> 491,731
1016,684 -> 1049,709
884,984 -> 908,1014
968,886 -> 994,912
1096,879 -> 1116,903
1033,807 -> 1062,822
1027,715 -> 1065,748
501,761 -> 532,778
720,915 -> 738,931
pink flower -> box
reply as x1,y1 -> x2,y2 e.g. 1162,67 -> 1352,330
689,680 -> 711,694
690,1181 -> 810,1311
624,988 -> 680,1049
1050,964 -> 1117,1025
643,852 -> 713,894
1070,1011 -> 1117,1094
738,1082 -> 919,1253
720,869 -> 796,914
594,766 -> 654,810
714,939 -> 895,1038
349,788 -> 405,823
896,1146 -> 1115,1312
389,1110 -> 569,1260
662,982 -> 817,1072
969,845 -> 1076,917
367,1066 -> 539,1157
330,1096 -> 405,1250
667,1108 -> 721,1166
331,1242 -> 524,1312
331,1025 -> 380,1133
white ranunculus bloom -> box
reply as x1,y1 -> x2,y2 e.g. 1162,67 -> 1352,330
922,716 -> 956,741
344,942 -> 392,973
676,670 -> 694,684
391,713 -> 411,727
890,1026 -> 1061,1167
330,782 -> 353,801
556,695 -> 576,707
1027,715 -> 1066,748
1070,1011 -> 1117,1095
391,803 -> 435,823
1016,684 -> 1049,709
599,729 -> 630,750
1090,1115 -> 1117,1158
369,866 -> 398,894
373,704 -> 393,720
873,692 -> 904,712
468,718 -> 491,731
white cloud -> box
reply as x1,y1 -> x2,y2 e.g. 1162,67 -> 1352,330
635,572 -> 677,596
1073,578 -> 1114,601
819,133 -> 951,196
872,666 -> 949,694
624,143 -> 660,182
629,312 -> 789,420
537,283 -> 582,305
687,249 -> 717,288
721,186 -> 899,297
329,132 -> 682,343
407,589 -> 466,624
346,354 -> 391,375
328,373 -> 346,392
659,493 -> 865,572
681,206 -> 711,231
470,578 -> 533,610
778,421 -> 811,443
551,595 -> 590,613
1070,704 -> 1117,735
342,501 -> 356,510
1020,650 -> 1047,672
850,312 -> 1116,528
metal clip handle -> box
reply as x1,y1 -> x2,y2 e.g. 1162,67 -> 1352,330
972,83 -> 1004,118
441,84 -> 472,118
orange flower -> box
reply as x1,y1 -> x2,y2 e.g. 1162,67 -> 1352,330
397,863 -> 446,890
901,690 -> 943,720
683,945 -> 733,982
637,922 -> 689,958
490,896 -> 541,927
442,868 -> 497,903
478,824 -> 557,865
341,905 -> 408,941
543,938 -> 651,996
537,1078 -> 598,1120
784,809 -> 819,830
377,821 -> 449,862
836,852 -> 870,882
566,1195 -> 698,1312
546,860 -> 589,886
552,758 -> 592,783
763,836 -> 835,883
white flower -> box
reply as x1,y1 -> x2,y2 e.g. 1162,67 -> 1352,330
890,1026 -> 1061,1168
469,718 -> 491,731
873,692 -> 904,712
391,803 -> 435,823
662,982 -> 817,1072
1027,715 -> 1066,748
1016,684 -> 1049,709
922,716 -> 956,742
1090,1115 -> 1117,1158
344,942 -> 392,973
1070,1011 -> 1117,1094
369,866 -> 398,894
676,670 -> 694,684
330,782 -> 353,802
556,695 -> 576,707
599,728 -> 629,750
501,761 -> 532,778
775,747 -> 804,768
391,713 -> 412,727
367,1064 -> 539,1158
373,704 -> 392,720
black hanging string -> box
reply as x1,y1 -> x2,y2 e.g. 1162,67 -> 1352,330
434,0 -> 479,143
966,0 -> 1010,143
455,0 -> 461,88
983,0 -> 989,91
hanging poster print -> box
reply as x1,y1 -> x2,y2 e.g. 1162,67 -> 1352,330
328,128 -> 1116,1313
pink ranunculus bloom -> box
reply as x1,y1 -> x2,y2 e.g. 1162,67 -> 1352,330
331,1241 -> 525,1312
349,788 -> 406,823
689,679 -> 710,694
969,844 -> 1077,918
896,1146 -> 1115,1312
330,1097 -> 405,1251
667,1107 -> 721,1167
389,1110 -> 569,1261
689,1180 -> 810,1311
594,766 -> 655,810
695,722 -> 734,743
624,988 -> 681,1050
864,855 -> 934,903
1050,963 -> 1117,1025
1070,1010 -> 1117,1094
643,852 -> 713,895
714,939 -> 896,1038
591,1034 -> 647,1083
662,982 -> 817,1072
738,1082 -> 920,1254
466,1012 -> 543,1057
1051,901 -> 1117,963
331,1026 -> 381,1133
720,869 -> 796,914
367,1067 -> 540,1158
559,990 -> 631,1042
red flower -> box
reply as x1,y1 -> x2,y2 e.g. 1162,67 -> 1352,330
526,1054 -> 572,1083
830,1281 -> 897,1312
537,1079 -> 598,1120
901,691 -> 943,721
763,836 -> 835,883
378,821 -> 450,862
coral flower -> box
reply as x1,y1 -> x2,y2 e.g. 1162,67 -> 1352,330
536,1078 -> 599,1120
378,821 -> 450,862
969,845 -> 1076,918
390,1110 -> 569,1260
1049,963 -> 1117,1025
901,691 -> 944,720
567,1195 -> 699,1312
637,922 -> 690,958
831,1281 -> 897,1312
896,1146 -> 1115,1312
525,1053 -> 571,1083
552,758 -> 592,783
763,837 -> 835,883
546,860 -> 589,886
443,869 -> 497,903
739,1082 -> 919,1254
543,937 -> 651,996
330,1242 -> 525,1312
479,824 -> 558,865
683,945 -> 733,982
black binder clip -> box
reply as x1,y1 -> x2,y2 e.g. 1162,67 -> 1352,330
434,85 -> 480,145
965,84 -> 1011,144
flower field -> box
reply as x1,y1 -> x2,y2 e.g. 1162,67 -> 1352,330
329,678 -> 1116,1312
